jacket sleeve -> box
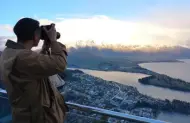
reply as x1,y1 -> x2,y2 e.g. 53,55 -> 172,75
15,42 -> 67,79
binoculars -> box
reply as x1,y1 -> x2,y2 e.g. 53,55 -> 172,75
40,24 -> 61,40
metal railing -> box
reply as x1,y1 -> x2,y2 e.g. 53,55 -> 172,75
0,89 -> 168,123
66,102 -> 168,123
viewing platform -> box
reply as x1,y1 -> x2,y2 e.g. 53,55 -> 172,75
0,89 -> 168,123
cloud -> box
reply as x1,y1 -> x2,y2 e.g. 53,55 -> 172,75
138,5 -> 190,47
0,36 -> 16,50
0,25 -> 12,32
1,4 -> 190,49
141,6 -> 190,29
0,24 -> 14,36
0,25 -> 15,50
37,15 -> 190,47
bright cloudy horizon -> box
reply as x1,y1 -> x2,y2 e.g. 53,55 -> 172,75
1,0 -> 190,49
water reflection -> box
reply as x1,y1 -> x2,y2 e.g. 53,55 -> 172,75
139,59 -> 190,82
77,68 -> 190,123
80,69 -> 190,102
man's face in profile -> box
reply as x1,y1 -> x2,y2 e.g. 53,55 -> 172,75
33,28 -> 41,47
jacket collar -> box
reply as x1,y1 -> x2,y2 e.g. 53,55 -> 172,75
5,40 -> 25,49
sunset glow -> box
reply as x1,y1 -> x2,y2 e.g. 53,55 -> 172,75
0,0 -> 190,50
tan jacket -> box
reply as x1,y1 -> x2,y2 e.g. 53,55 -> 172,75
0,40 -> 68,123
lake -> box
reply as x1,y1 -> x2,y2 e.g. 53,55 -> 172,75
80,69 -> 190,102
78,66 -> 190,123
139,59 -> 190,82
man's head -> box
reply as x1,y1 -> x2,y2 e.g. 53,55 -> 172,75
13,18 -> 41,47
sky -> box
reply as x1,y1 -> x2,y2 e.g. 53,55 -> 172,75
1,0 -> 190,49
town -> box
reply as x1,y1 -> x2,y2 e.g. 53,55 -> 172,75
59,69 -> 190,122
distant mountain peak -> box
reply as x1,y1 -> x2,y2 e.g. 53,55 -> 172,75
72,42 -> 190,53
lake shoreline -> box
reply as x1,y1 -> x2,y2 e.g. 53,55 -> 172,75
138,75 -> 190,92
69,59 -> 190,93
1,68 -> 190,123
68,58 -> 185,76
137,59 -> 183,64
61,69 -> 190,121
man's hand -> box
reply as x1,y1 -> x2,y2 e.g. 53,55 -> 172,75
43,24 -> 57,42
40,41 -> 50,55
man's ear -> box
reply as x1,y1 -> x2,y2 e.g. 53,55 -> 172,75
34,34 -> 39,41
32,35 -> 39,46
34,28 -> 41,40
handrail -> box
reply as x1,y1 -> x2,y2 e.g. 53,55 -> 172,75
0,89 -> 168,123
66,102 -> 168,123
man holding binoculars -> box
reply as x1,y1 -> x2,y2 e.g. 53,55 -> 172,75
0,18 -> 68,123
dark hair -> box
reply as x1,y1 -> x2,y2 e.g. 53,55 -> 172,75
13,18 -> 40,42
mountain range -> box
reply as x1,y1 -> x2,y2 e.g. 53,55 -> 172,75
67,45 -> 190,64
1,39 -> 190,67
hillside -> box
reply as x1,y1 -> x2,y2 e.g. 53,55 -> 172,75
67,45 -> 190,70
67,49 -> 137,69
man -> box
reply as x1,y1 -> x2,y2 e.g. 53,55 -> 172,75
0,18 -> 68,123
